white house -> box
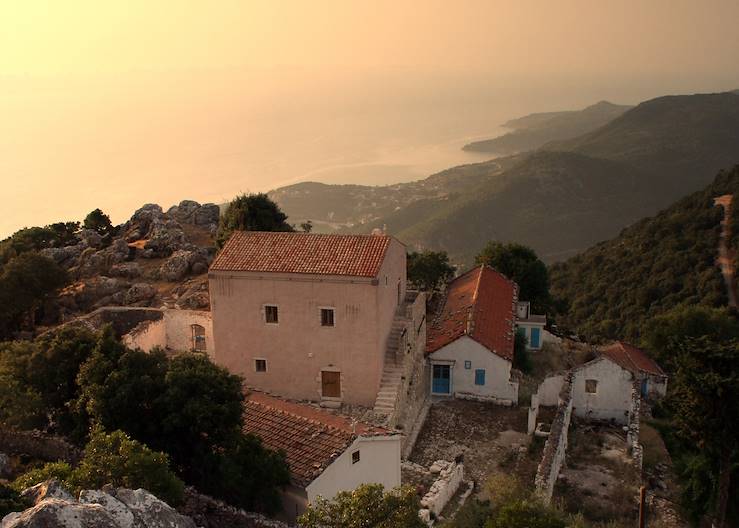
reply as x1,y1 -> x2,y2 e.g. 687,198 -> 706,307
243,391 -> 401,522
535,342 -> 667,424
426,266 -> 519,404
515,301 -> 547,350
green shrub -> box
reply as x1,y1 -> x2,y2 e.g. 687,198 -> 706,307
0,483 -> 31,518
12,461 -> 73,492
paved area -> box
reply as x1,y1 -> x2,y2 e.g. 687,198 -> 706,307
408,399 -> 530,490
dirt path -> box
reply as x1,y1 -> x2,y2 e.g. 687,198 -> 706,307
714,194 -> 737,308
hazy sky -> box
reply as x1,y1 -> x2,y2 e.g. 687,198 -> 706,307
2,0 -> 739,236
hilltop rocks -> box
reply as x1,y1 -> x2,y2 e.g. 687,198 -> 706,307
159,251 -> 192,281
2,481 -> 196,528
167,200 -> 220,230
125,283 -> 157,305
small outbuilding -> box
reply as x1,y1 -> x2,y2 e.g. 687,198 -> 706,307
243,391 -> 401,522
426,265 -> 519,404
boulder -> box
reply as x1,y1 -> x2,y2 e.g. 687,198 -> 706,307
20,479 -> 74,505
79,490 -> 135,528
167,200 -> 201,224
3,482 -> 196,528
159,251 -> 192,282
110,262 -> 142,279
131,204 -> 164,226
125,283 -> 157,305
111,488 -> 196,528
78,229 -> 103,249
193,204 -> 220,227
143,219 -> 186,258
41,245 -> 83,269
2,498 -> 119,528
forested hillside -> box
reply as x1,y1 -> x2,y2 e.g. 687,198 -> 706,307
550,165 -> 739,342
272,91 -> 739,265
463,100 -> 631,155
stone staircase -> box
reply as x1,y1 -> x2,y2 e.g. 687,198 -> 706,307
373,314 -> 410,417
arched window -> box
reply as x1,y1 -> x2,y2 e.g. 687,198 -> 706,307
191,324 -> 206,352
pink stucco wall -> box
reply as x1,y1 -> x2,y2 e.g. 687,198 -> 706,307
209,238 -> 406,406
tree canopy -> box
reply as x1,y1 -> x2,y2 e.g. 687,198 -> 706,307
83,208 -> 113,236
407,250 -> 455,291
298,484 -> 425,528
0,252 -> 67,339
216,193 -> 293,248
475,241 -> 550,312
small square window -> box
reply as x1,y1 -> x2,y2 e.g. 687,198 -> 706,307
265,305 -> 279,324
255,359 -> 267,372
585,379 -> 598,393
464,360 -> 472,370
474,369 -> 486,386
352,450 -> 360,464
321,308 -> 335,327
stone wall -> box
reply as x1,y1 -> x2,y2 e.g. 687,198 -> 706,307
627,383 -> 643,470
527,392 -> 540,435
388,292 -> 430,442
414,460 -> 464,522
122,308 -> 214,357
42,306 -> 164,339
0,428 -> 82,465
178,488 -> 292,528
534,372 -> 574,502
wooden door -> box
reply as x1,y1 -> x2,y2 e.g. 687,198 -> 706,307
321,371 -> 341,398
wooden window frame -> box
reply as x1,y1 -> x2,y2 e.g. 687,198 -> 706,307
320,307 -> 335,327
264,305 -> 279,325
255,358 -> 268,373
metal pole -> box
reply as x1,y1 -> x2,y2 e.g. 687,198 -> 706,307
639,486 -> 646,528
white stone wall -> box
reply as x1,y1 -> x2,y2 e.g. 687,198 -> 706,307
429,336 -> 518,403
535,373 -> 574,502
537,374 -> 565,406
419,460 -> 464,518
123,309 -> 213,358
572,358 -> 633,424
306,435 -> 401,504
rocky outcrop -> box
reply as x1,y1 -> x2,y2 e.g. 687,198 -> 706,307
178,488 -> 289,528
2,481 -> 196,528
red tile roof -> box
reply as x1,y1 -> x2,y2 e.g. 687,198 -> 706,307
426,265 -> 517,361
599,341 -> 666,377
210,231 -> 393,277
243,391 -> 389,487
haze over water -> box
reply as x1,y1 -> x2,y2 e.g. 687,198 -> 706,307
2,1 -> 739,237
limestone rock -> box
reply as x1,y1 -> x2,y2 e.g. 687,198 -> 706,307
20,479 -> 74,505
110,262 -> 142,279
79,490 -> 135,528
111,488 -> 196,528
193,204 -> 220,227
78,229 -> 103,249
126,283 -> 157,305
159,251 -> 192,282
143,220 -> 187,258
2,498 -> 119,528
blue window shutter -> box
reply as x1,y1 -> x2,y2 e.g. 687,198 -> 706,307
474,369 -> 485,386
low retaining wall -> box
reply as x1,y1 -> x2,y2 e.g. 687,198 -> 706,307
0,429 -> 82,465
418,460 -> 464,523
454,391 -> 516,407
527,392 -> 540,435
534,372 -> 574,502
179,487 -> 292,528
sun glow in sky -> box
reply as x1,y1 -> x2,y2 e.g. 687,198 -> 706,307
1,0 -> 739,236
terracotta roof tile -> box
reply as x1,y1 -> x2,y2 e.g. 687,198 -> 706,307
426,265 -> 517,361
210,232 -> 393,277
243,391 -> 389,487
599,341 -> 666,377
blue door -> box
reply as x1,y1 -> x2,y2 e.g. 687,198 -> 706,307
530,327 -> 541,348
432,364 -> 451,394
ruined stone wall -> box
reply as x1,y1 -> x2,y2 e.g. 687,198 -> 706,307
627,383 -> 643,470
389,292 -> 429,445
178,488 -> 292,528
413,460 -> 464,521
0,428 -> 82,465
527,392 -> 540,435
534,372 -> 574,502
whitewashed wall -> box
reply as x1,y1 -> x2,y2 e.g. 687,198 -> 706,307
123,309 -> 213,358
429,336 -> 517,403
306,435 -> 401,504
572,358 -> 633,424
